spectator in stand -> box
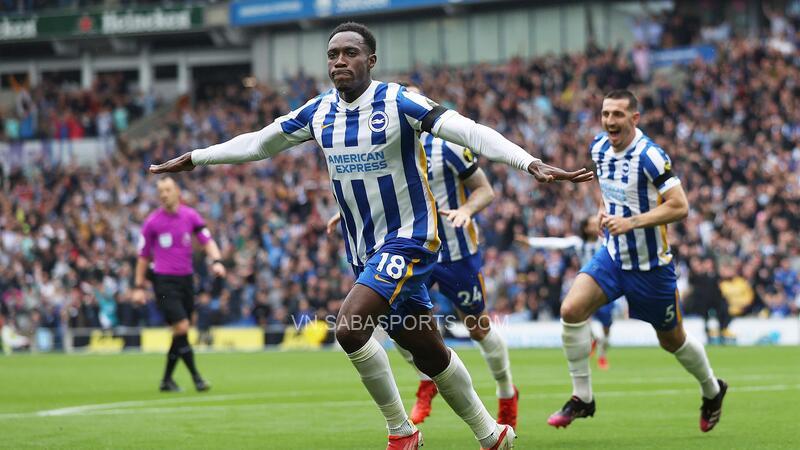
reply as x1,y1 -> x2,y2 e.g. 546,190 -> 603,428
719,263 -> 755,317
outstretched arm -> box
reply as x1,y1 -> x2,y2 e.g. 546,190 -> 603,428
430,110 -> 594,183
150,122 -> 297,173
150,95 -> 321,173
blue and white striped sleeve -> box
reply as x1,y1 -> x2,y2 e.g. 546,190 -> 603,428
442,142 -> 478,179
641,146 -> 680,194
277,96 -> 323,144
397,87 -> 445,132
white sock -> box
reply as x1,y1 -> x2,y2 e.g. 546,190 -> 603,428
395,342 -> 432,381
347,338 -> 411,434
673,333 -> 720,399
432,349 -> 500,448
475,327 -> 515,398
562,319 -> 592,402
597,334 -> 609,358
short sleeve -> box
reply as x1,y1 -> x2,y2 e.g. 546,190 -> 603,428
190,209 -> 211,244
441,141 -> 478,179
138,221 -> 153,258
276,94 -> 325,144
641,145 -> 680,194
397,87 -> 443,132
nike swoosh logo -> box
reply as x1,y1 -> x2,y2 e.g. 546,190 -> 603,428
374,274 -> 393,284
321,122 -> 334,130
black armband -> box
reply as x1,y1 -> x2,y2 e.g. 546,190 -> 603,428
457,164 -> 479,180
653,170 -> 674,188
421,105 -> 448,133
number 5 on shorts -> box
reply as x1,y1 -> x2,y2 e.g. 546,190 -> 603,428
664,304 -> 675,324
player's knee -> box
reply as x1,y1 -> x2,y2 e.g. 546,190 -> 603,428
560,301 -> 587,324
469,326 -> 488,341
335,327 -> 369,354
657,331 -> 685,353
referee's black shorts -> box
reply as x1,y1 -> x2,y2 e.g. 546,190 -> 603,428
153,274 -> 195,325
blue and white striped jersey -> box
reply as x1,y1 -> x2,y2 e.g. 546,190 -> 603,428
276,80 -> 440,266
421,132 -> 480,263
592,128 -> 681,271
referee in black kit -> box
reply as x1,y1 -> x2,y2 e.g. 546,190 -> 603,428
132,177 -> 226,392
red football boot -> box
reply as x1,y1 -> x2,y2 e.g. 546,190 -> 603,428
409,380 -> 438,424
497,386 -> 519,429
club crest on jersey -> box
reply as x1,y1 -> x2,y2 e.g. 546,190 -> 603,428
368,111 -> 388,133
622,161 -> 631,175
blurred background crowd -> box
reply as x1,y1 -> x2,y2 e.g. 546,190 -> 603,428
1,5 -> 799,351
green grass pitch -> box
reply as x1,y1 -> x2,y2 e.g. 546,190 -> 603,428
1,346 -> 797,449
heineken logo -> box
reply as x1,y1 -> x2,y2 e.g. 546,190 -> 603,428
0,17 -> 36,40
102,9 -> 192,34
0,7 -> 201,42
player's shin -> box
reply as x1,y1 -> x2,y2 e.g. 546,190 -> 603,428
475,327 -> 514,398
396,343 -> 432,381
347,338 -> 414,436
562,319 -> 593,402
431,349 -> 500,448
673,333 -> 720,399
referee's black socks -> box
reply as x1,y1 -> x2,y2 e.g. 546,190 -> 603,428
163,336 -> 181,382
174,334 -> 200,377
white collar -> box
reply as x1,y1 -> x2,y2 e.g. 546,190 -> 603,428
337,80 -> 379,109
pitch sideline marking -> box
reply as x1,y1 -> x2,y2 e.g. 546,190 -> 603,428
1,383 -> 798,420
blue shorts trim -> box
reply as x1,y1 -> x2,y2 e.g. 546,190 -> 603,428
580,246 -> 682,331
353,238 -> 438,318
426,253 -> 486,315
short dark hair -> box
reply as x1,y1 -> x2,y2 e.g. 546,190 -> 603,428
329,22 -> 376,54
604,89 -> 638,111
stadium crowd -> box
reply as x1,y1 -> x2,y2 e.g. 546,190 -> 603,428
1,18 -> 799,350
1,72 -> 156,142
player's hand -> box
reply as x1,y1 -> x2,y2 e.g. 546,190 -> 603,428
150,152 -> 195,174
439,207 -> 472,228
326,212 -> 342,235
527,161 -> 594,183
602,216 -> 634,236
131,287 -> 147,305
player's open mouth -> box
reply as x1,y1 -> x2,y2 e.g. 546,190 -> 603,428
608,129 -> 621,139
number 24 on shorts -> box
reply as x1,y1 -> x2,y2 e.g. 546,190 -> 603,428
458,286 -> 483,307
